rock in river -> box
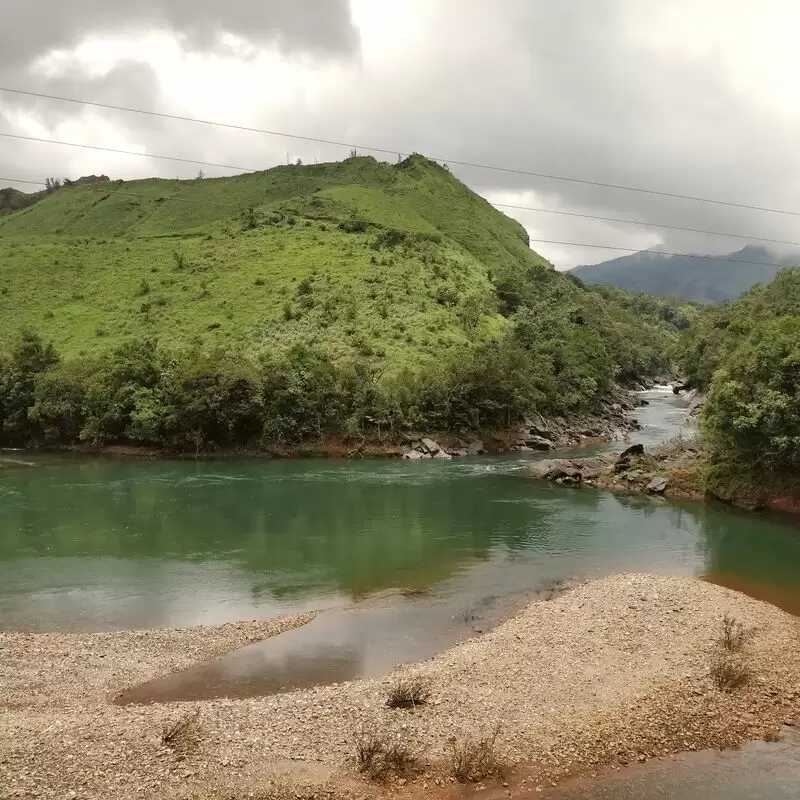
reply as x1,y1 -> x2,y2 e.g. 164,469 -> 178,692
646,476 -> 669,494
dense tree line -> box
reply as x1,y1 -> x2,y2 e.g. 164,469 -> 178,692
0,280 -> 678,451
676,268 -> 800,488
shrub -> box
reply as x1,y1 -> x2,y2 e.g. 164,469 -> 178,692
720,613 -> 750,652
355,731 -> 385,777
448,726 -> 505,783
354,730 -> 422,781
710,653 -> 751,691
373,228 -> 408,249
161,710 -> 200,753
339,219 -> 369,234
386,675 -> 431,709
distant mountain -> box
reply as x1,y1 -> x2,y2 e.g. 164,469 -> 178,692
570,245 -> 800,304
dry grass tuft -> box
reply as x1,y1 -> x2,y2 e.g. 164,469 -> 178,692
386,675 -> 431,709
709,653 -> 752,691
448,725 -> 506,783
161,710 -> 201,753
354,730 -> 423,782
719,613 -> 752,652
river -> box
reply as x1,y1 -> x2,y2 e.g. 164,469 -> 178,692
2,389 -> 800,794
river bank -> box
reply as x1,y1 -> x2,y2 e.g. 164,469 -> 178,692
0,392 -> 643,466
527,438 -> 800,516
3,575 -> 800,799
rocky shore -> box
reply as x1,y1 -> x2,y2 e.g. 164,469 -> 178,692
3,575 -> 800,800
527,438 -> 706,501
401,396 -> 643,461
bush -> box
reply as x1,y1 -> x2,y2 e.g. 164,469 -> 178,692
354,730 -> 421,781
709,653 -> 751,691
386,675 -> 431,709
339,219 -> 369,234
161,710 -> 201,753
719,613 -> 750,652
448,726 -> 505,783
373,228 -> 408,249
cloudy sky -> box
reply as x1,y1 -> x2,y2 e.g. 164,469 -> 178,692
2,0 -> 800,268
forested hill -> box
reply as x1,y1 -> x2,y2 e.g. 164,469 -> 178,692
0,155 -> 684,451
677,267 -> 800,502
571,246 -> 798,304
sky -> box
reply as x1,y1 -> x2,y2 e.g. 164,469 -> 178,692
2,0 -> 800,268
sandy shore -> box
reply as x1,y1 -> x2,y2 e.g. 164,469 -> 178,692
2,575 -> 800,799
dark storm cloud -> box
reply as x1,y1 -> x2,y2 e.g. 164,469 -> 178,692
0,0 -> 359,67
3,0 -> 799,268
336,0 -> 800,265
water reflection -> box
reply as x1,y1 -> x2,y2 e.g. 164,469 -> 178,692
544,729 -> 800,800
1,392 -> 799,631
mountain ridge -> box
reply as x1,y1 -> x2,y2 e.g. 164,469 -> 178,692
571,245 -> 800,304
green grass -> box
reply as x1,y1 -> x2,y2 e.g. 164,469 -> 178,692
0,156 -> 542,366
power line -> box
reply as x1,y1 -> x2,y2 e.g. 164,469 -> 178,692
530,239 -> 798,268
493,203 -> 800,250
2,174 -> 798,272
0,132 -> 253,175
5,134 -> 800,251
4,85 -> 800,219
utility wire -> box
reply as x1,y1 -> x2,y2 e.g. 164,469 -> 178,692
4,132 -> 800,250
2,175 -> 798,272
3,85 -> 800,219
0,132 -> 252,175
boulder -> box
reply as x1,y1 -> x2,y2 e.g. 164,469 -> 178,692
434,450 -> 452,460
419,437 -> 441,455
646,477 -> 668,494
447,448 -> 469,458
467,439 -> 486,455
403,449 -> 426,460
528,459 -> 581,480
524,435 -> 556,451
614,443 -> 645,472
523,413 -> 552,439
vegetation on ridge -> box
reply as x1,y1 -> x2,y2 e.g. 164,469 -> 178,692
0,155 -> 682,451
676,268 -> 800,500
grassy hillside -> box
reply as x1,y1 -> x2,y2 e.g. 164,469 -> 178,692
0,156 -> 544,364
571,246 -> 797,304
0,156 -> 679,450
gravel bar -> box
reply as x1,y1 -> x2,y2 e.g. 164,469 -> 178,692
2,575 -> 800,799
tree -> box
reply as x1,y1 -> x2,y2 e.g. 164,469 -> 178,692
703,316 -> 800,474
0,330 -> 59,443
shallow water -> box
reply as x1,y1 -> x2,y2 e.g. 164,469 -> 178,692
543,728 -> 800,800
4,391 -> 800,791
3,390 -> 798,637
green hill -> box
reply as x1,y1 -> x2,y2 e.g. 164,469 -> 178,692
0,156 -> 678,450
0,156 -> 542,361
571,246 -> 797,304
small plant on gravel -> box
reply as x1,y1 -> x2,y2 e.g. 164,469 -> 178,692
719,613 -> 752,652
448,725 -> 506,783
709,653 -> 752,691
386,675 -> 431,709
354,730 -> 422,781
382,737 -> 422,776
355,731 -> 387,778
161,710 -> 201,753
